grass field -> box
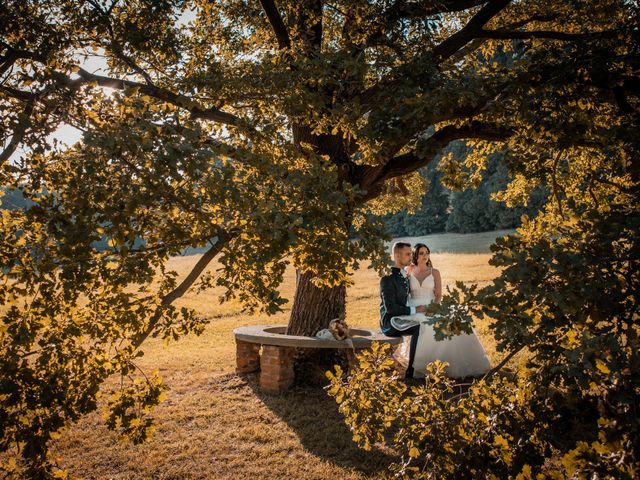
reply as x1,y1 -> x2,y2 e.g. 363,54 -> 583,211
48,231 -> 516,479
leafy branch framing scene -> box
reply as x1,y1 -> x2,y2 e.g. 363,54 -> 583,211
1,0 -> 637,478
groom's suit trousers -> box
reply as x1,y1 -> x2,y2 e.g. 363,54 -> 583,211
385,325 -> 421,378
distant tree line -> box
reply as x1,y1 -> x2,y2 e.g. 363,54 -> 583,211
381,151 -> 548,236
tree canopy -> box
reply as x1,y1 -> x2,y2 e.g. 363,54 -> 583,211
1,0 -> 638,477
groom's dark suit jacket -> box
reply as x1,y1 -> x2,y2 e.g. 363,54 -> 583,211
379,267 -> 412,336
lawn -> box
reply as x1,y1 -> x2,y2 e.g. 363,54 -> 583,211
49,231 -> 515,479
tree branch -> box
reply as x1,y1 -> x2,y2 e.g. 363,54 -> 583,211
386,0 -> 488,18
364,0 -> 488,47
0,42 -> 46,65
0,85 -> 37,101
161,231 -> 234,305
482,344 -> 525,380
360,14 -> 560,160
108,40 -> 155,85
259,0 -> 291,50
445,13 -> 559,64
1,42 -> 249,130
132,229 -> 237,348
0,99 -> 34,165
0,49 -> 18,78
73,68 -> 249,128
357,0 -> 511,108
430,0 -> 512,62
292,0 -> 323,54
357,121 -> 512,201
382,122 -> 512,180
86,0 -> 156,84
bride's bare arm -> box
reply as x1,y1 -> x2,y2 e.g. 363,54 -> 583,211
433,269 -> 442,303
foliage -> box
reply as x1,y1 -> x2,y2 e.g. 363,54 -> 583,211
326,0 -> 639,473
0,96 -> 357,476
1,0 -> 638,477
329,118 -> 639,480
327,343 -> 549,479
474,203 -> 640,480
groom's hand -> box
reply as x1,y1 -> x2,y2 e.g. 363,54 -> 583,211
416,305 -> 426,313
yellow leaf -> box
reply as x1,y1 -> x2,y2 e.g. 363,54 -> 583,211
494,435 -> 509,449
516,464 -> 532,480
595,359 -> 610,374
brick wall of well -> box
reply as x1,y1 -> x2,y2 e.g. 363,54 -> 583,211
259,345 -> 295,392
236,339 -> 261,374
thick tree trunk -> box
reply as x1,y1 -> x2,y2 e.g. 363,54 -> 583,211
287,269 -> 348,384
286,270 -> 346,336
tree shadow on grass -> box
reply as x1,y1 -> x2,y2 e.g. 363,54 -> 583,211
237,367 -> 398,477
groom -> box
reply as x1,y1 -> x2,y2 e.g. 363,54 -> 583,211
379,242 -> 426,379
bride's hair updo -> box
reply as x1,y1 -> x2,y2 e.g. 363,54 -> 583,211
412,243 -> 432,267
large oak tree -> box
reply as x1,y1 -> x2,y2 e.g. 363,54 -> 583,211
1,0 -> 637,476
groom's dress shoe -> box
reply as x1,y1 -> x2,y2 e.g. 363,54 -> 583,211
405,367 -> 414,379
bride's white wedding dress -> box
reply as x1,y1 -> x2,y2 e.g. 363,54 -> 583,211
392,271 -> 491,379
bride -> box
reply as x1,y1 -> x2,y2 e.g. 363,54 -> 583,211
392,243 -> 491,379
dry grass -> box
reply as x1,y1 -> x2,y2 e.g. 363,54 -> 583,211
42,237 -> 516,479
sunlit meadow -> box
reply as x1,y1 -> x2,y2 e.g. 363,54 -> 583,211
46,231 -> 515,480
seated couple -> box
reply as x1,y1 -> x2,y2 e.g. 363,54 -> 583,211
379,242 -> 490,379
